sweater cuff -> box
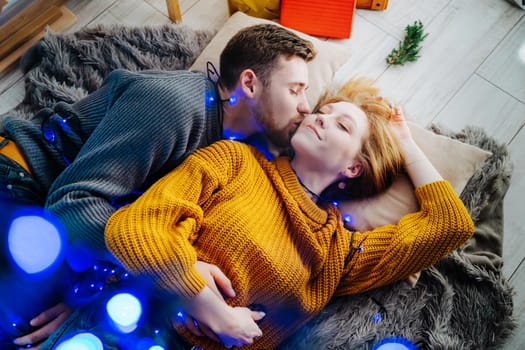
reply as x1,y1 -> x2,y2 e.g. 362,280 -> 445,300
414,180 -> 456,203
156,265 -> 208,300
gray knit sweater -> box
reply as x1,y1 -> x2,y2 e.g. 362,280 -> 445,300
2,69 -> 221,257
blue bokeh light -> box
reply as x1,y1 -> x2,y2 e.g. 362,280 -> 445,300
55,332 -> 103,350
149,346 -> 165,350
106,292 -> 143,333
372,336 -> 418,350
7,213 -> 64,274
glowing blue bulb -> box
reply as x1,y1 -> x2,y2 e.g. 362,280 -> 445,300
7,214 -> 63,274
372,336 -> 417,350
106,292 -> 143,333
331,201 -> 340,207
149,346 -> 165,350
228,95 -> 238,105
55,332 -> 103,350
372,312 -> 382,323
222,129 -> 244,140
343,214 -> 353,224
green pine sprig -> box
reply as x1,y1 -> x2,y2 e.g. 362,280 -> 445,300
386,20 -> 428,65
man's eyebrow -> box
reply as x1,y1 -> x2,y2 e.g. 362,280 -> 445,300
289,82 -> 307,88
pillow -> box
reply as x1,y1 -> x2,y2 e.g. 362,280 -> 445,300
340,122 -> 490,287
339,121 -> 491,231
189,11 -> 352,108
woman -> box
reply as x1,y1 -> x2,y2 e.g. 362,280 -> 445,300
105,79 -> 474,349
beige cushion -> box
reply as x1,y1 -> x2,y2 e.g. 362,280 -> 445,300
341,122 -> 490,287
189,11 -> 352,108
339,121 -> 491,231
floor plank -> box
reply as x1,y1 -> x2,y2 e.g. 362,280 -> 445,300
503,258 -> 525,349
356,0 -> 451,40
478,15 -> 525,104
177,0 -> 228,31
0,78 -> 24,114
88,0 -> 171,27
0,65 -> 22,96
503,127 -> 525,278
331,14 -> 397,85
372,0 -> 523,126
145,0 -> 199,17
63,0 -> 119,31
434,73 -> 525,145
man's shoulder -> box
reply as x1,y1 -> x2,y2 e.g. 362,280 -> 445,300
106,69 -> 205,83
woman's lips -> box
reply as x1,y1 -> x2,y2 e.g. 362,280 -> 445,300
306,125 -> 320,139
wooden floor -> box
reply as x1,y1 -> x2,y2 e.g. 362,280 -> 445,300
1,0 -> 524,347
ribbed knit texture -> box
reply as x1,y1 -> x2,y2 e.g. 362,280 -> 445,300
105,140 -> 474,349
3,69 -> 221,256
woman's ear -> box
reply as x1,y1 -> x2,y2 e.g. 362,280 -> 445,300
239,69 -> 257,97
343,161 -> 364,179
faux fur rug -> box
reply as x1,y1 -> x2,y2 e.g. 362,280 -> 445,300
5,24 -> 517,349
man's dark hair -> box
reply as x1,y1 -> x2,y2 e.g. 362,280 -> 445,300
219,24 -> 316,90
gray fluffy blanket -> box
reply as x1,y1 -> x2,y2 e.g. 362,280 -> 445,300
7,23 -> 516,350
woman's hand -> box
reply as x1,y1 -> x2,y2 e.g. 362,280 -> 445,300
389,105 -> 412,142
175,287 -> 264,348
176,261 -> 237,340
215,306 -> 265,348
194,261 -> 235,300
388,105 -> 443,186
13,303 -> 72,349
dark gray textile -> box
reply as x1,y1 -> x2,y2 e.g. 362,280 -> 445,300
1,25 -> 221,255
5,24 -> 516,350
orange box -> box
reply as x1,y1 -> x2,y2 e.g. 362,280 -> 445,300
356,0 -> 389,10
280,0 -> 357,39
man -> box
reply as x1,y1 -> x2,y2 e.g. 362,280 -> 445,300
0,24 -> 315,348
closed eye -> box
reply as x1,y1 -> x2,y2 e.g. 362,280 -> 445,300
339,122 -> 350,132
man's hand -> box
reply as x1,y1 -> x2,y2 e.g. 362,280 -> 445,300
13,303 -> 71,349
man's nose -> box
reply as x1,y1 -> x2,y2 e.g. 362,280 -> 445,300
297,95 -> 311,114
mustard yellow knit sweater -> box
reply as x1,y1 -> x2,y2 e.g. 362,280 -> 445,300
105,140 -> 474,349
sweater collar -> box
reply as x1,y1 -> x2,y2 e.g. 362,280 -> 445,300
274,157 -> 329,224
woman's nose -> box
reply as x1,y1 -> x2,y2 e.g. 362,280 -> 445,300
314,114 -> 325,127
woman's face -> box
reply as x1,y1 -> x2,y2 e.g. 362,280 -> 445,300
291,101 -> 369,178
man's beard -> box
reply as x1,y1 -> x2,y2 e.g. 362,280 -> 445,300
253,94 -> 296,149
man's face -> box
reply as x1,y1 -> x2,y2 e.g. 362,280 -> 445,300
253,56 -> 310,148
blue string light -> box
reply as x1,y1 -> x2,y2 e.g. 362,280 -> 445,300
106,292 -> 143,333
372,336 -> 417,350
223,129 -> 245,140
55,332 -> 103,350
372,312 -> 382,323
7,210 -> 65,275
